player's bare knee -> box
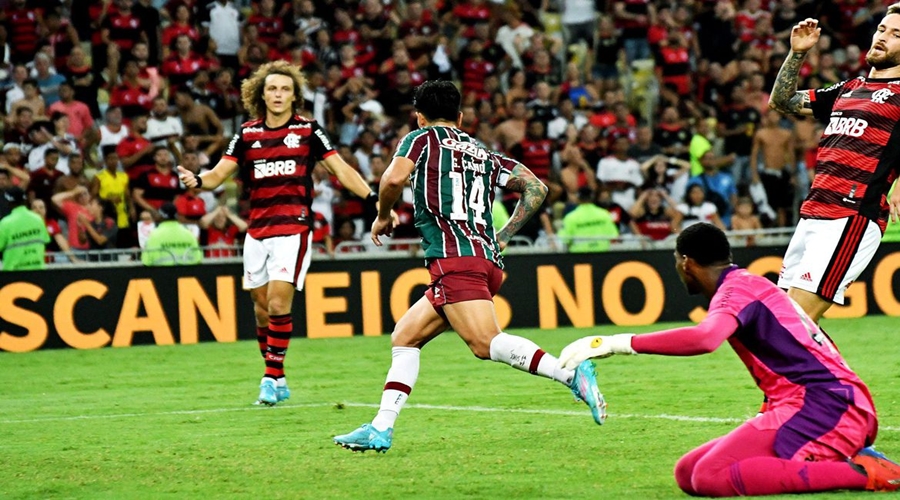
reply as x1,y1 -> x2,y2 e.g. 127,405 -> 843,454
466,336 -> 493,360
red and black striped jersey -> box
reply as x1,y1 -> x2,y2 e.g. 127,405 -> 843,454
806,77 -> 900,232
224,115 -> 337,239
4,7 -> 40,59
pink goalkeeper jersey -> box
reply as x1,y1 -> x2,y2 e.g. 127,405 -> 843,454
711,266 -> 877,457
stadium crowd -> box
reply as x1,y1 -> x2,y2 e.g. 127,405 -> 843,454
0,0 -> 890,265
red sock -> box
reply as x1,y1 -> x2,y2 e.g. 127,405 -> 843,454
256,325 -> 269,360
721,457 -> 867,496
265,314 -> 292,378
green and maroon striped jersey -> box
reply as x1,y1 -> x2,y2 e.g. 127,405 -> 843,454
394,126 -> 518,267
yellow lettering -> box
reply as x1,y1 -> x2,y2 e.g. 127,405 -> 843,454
746,256 -> 783,279
390,269 -> 431,323
178,277 -> 237,344
0,282 -> 47,352
113,279 -> 174,346
360,271 -> 383,336
537,265 -> 594,329
873,252 -> 900,315
54,280 -> 110,349
602,262 -> 664,326
305,272 -> 352,338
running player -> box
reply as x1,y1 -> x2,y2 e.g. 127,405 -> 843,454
559,223 -> 900,496
177,61 -> 376,405
333,80 -> 605,453
768,10 -> 900,323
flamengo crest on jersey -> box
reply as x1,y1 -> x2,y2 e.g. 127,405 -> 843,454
806,77 -> 900,231
225,115 -> 337,239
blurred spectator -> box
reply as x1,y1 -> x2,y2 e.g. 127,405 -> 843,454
98,106 -> 130,150
34,53 -> 66,106
4,64 -> 27,114
689,150 -> 738,228
558,187 -> 619,253
629,188 -> 678,242
0,168 -> 12,217
54,152 -> 89,192
27,148 -> 63,210
718,83 -> 762,185
595,183 -> 631,234
596,134 -> 643,210
674,183 -> 726,232
654,106 -> 691,161
91,146 -> 134,247
311,164 -> 335,228
30,197 -> 79,263
146,96 -> 184,147
495,99 -> 528,151
200,204 -> 247,258
133,146 -> 182,220
731,195 -> 763,232
174,87 -> 225,156
628,125 -> 663,164
0,186 -> 49,270
117,113 -> 154,179
547,100 -> 588,141
4,0 -> 43,65
5,107 -> 33,149
49,111 -> 80,174
11,79 -> 45,120
137,209 -> 156,249
750,109 -> 795,227
640,154 -> 690,201
51,185 -> 93,252
79,197 -> 118,253
510,120 -> 557,199
310,210 -> 334,257
333,217 -> 362,253
590,15 -> 624,95
206,0 -> 242,69
614,0 -> 655,63
174,186 -> 207,239
141,202 -> 202,266
47,81 -> 95,146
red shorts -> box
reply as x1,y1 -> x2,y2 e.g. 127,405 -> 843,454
424,257 -> 503,311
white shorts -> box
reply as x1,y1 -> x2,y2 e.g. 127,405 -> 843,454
243,232 -> 313,291
777,216 -> 882,304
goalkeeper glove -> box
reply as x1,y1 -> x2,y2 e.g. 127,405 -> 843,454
559,334 -> 636,370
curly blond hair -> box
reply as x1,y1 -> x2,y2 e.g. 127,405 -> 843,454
240,61 -> 306,119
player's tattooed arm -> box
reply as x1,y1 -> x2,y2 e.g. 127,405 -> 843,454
497,164 -> 548,246
769,51 -> 813,116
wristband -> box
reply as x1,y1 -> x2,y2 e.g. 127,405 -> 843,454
194,174 -> 203,189
366,192 -> 378,203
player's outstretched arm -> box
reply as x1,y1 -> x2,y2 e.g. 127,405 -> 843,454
769,19 -> 819,116
369,156 -> 415,246
321,153 -> 375,201
558,313 -> 739,370
497,164 -> 548,247
177,158 -> 237,191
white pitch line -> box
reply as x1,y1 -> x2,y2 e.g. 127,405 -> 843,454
2,402 -> 899,432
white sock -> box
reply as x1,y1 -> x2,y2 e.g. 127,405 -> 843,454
489,332 -> 574,386
276,377 -> 286,388
371,346 -> 420,432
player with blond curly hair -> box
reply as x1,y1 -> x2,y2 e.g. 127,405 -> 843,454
178,60 -> 377,405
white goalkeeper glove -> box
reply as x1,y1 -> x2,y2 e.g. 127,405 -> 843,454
558,334 -> 636,370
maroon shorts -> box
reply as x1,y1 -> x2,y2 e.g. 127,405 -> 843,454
424,257 -> 503,311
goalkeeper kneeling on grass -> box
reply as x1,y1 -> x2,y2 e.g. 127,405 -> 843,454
559,222 -> 899,496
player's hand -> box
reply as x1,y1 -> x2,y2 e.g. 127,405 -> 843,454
558,334 -> 636,370
891,186 -> 900,223
370,215 -> 394,246
177,165 -> 197,188
790,18 -> 821,54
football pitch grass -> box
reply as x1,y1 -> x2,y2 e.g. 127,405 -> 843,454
2,316 -> 899,499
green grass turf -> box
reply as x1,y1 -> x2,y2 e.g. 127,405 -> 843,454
2,316 -> 899,499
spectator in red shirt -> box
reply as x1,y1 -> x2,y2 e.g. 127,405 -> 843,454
174,186 -> 207,237
30,197 -> 80,263
51,185 -> 93,251
109,59 -> 154,119
199,204 -> 247,258
161,4 -> 199,59
101,0 -> 147,54
162,34 -> 207,91
3,0 -> 43,64
246,0 -> 286,47
133,146 -> 182,220
117,113 -> 155,180
45,11 -> 79,71
310,210 -> 334,257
